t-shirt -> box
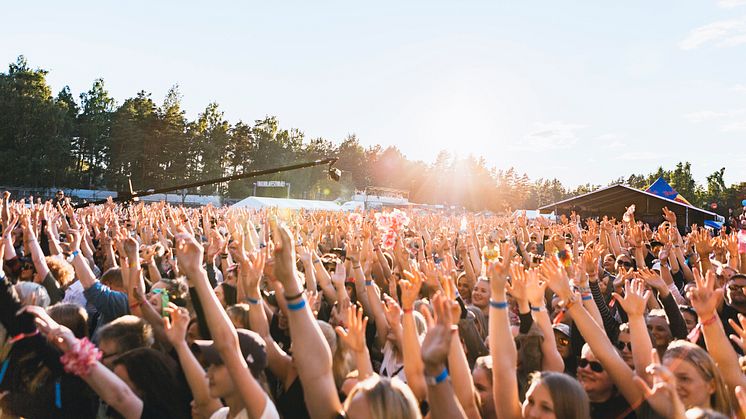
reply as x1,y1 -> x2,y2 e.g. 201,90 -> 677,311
590,392 -> 636,419
209,394 -> 279,419
738,230 -> 746,253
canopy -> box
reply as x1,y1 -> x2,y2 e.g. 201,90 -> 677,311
231,196 -> 342,211
538,184 -> 724,226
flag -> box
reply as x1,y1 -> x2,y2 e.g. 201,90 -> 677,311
645,177 -> 692,205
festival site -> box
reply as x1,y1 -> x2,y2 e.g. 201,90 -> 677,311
2,2 -> 746,418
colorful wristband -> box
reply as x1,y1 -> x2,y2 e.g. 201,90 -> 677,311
365,280 -> 373,286
246,297 -> 261,305
530,305 -> 545,312
581,294 -> 593,301
489,300 -> 508,309
71,250 -> 80,257
287,298 -> 306,311
434,368 -> 449,384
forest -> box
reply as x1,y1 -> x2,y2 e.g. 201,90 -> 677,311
1,56 -> 744,214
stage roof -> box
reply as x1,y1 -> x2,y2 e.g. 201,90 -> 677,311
538,184 -> 724,226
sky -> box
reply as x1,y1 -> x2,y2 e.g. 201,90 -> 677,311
2,0 -> 746,188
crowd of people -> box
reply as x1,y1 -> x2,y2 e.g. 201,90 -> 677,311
1,190 -> 746,419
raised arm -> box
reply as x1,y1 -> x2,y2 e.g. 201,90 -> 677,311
488,243 -> 523,419
422,293 -> 468,419
175,230 -> 270,419
271,221 -> 342,418
689,268 -> 746,392
612,279 -> 654,381
541,256 -> 646,410
399,270 -> 427,401
163,305 -> 223,418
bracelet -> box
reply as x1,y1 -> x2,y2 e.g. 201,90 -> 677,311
403,307 -> 414,314
220,254 -> 228,259
581,294 -> 593,301
71,250 -> 80,258
530,305 -> 545,312
699,313 -> 718,327
245,297 -> 261,305
313,259 -> 322,264
489,300 -> 508,309
284,291 -> 305,301
59,337 -> 101,377
353,265 -> 362,270
434,368 -> 449,384
365,280 -> 373,286
287,298 -> 306,311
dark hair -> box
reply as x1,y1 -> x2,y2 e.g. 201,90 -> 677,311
95,315 -> 153,352
100,267 -> 124,289
111,348 -> 191,419
226,303 -> 251,329
48,303 -> 89,338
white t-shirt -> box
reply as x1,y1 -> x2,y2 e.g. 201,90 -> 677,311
209,394 -> 279,419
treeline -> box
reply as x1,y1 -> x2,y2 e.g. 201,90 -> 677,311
1,56 -> 744,214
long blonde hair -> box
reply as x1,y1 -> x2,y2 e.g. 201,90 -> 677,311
664,340 -> 734,416
343,376 -> 421,419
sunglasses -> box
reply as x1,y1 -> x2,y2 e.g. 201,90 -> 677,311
578,358 -> 604,373
617,261 -> 633,268
615,341 -> 632,351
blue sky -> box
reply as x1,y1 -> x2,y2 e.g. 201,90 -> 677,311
2,0 -> 746,187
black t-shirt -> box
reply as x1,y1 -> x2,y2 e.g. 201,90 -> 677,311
720,303 -> 745,354
590,392 -> 636,419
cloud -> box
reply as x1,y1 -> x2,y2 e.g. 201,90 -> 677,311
684,108 -> 746,122
616,152 -> 657,161
512,122 -> 587,151
679,16 -> 746,49
684,108 -> 746,131
718,0 -> 746,8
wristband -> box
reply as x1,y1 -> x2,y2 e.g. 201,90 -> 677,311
313,259 -> 322,264
489,300 -> 508,309
246,297 -> 261,305
433,368 -> 449,384
530,305 -> 545,312
287,298 -> 306,311
353,265 -> 362,270
365,280 -> 373,286
71,250 -> 80,258
59,337 -> 102,377
581,294 -> 593,301
403,307 -> 414,314
284,291 -> 304,301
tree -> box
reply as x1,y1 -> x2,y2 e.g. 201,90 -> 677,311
77,79 -> 115,188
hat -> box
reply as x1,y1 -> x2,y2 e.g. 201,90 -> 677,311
651,260 -> 661,272
192,329 -> 267,378
552,323 -> 571,338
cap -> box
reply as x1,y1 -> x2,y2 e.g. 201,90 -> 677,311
192,328 -> 267,378
651,260 -> 661,272
552,323 -> 571,338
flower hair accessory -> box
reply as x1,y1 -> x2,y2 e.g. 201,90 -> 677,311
60,337 -> 101,376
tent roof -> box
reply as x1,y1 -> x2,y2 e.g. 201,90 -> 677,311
232,196 -> 342,211
538,184 -> 723,222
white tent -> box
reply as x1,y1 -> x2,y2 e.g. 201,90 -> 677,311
232,196 -> 342,211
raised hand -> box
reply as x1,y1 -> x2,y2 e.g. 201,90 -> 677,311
400,270 -> 423,310
271,220 -> 300,293
507,262 -> 529,306
163,304 -> 190,346
612,278 -> 651,317
632,349 -> 685,418
486,241 -> 513,295
686,268 -> 722,318
661,207 -> 677,226
539,256 -> 573,301
725,313 -> 746,354
174,228 -> 205,276
335,304 -> 368,354
637,267 -> 667,295
420,293 -> 455,375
